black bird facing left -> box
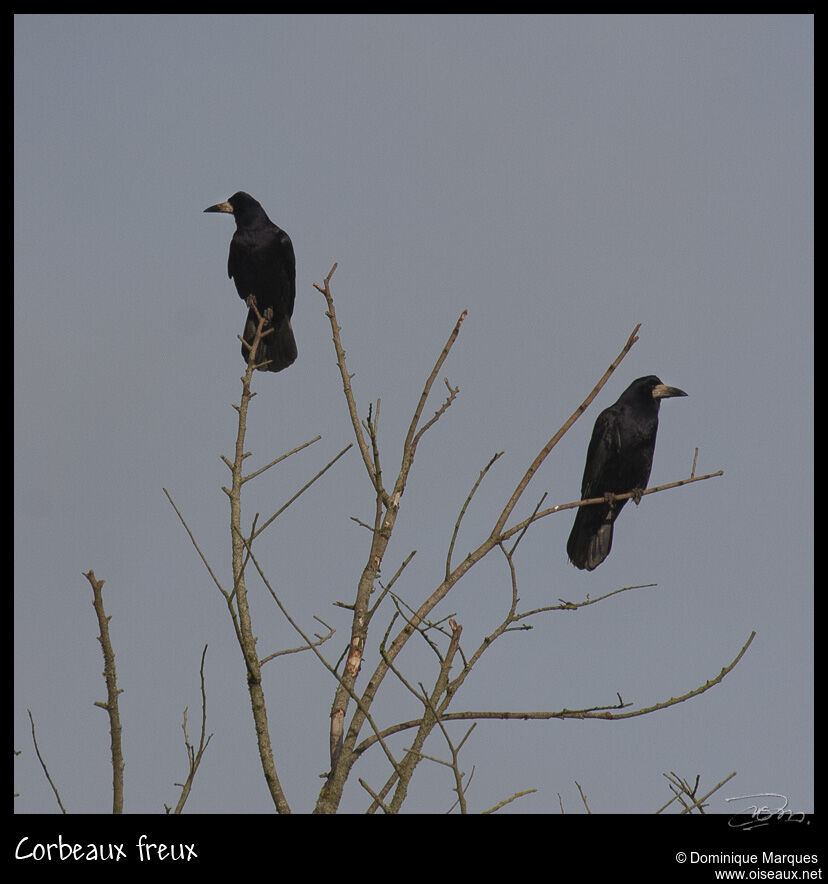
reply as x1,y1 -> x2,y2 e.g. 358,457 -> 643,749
204,191 -> 297,372
566,375 -> 687,571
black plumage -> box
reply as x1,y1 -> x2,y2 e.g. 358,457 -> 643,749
566,375 -> 687,571
204,191 -> 297,372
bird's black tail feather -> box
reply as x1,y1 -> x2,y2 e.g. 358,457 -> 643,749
242,310 -> 298,372
567,505 -> 615,571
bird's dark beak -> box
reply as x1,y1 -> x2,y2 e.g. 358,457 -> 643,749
204,200 -> 234,214
652,383 -> 688,399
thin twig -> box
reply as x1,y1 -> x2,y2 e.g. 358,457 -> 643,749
482,789 -> 538,814
250,444 -> 352,541
427,696 -> 473,814
168,645 -> 214,814
517,583 -> 658,620
491,323 -> 642,540
259,616 -> 336,666
679,771 -> 737,814
394,312 -> 467,501
575,780 -> 592,813
314,263 -> 381,493
26,709 -> 67,813
446,451 -> 503,579
411,377 -> 460,450
367,621 -> 464,813
242,435 -> 322,484
163,489 -> 231,602
368,550 -> 417,617
499,470 -> 724,543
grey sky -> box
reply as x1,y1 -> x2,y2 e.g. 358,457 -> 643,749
14,14 -> 812,815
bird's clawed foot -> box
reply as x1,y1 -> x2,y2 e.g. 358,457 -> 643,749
246,295 -> 272,324
631,487 -> 645,505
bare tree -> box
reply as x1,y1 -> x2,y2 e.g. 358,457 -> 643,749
164,263 -> 750,814
23,265 -> 752,815
307,264 -> 748,814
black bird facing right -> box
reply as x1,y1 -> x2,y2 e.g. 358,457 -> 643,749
204,191 -> 297,372
566,375 -> 687,571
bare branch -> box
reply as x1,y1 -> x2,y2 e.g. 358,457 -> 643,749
425,691 -> 474,814
251,443 -> 353,542
366,620 -> 464,813
516,582 -> 658,620
224,308 -> 294,814
26,709 -> 67,814
411,377 -> 460,450
446,451 -> 503,579
83,569 -> 124,814
499,469 -> 724,543
368,549 -> 417,617
320,308 -> 470,802
662,771 -> 701,813
349,515 -> 376,532
314,263 -> 381,492
306,287 -> 733,815
163,487 -> 245,651
679,770 -> 737,814
365,399 -> 384,496
394,312 -> 467,500
333,327 -> 649,791
235,527 -> 404,780
259,617 -> 336,666
238,297 -> 275,370
168,645 -> 213,814
354,632 -> 755,756
575,780 -> 592,814
359,778 -> 393,813
242,435 -> 322,484
491,323 -> 641,540
163,489 -> 231,599
482,788 -> 538,814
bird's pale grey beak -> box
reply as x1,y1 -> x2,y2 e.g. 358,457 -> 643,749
204,200 -> 234,214
652,383 -> 688,399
